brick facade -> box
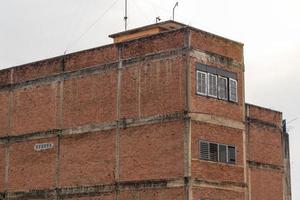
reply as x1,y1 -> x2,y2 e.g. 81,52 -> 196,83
0,21 -> 291,200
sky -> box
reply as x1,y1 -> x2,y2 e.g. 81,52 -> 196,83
0,0 -> 299,198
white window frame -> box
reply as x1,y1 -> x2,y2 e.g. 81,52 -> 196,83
208,73 -> 218,98
229,78 -> 238,102
218,76 -> 228,100
227,145 -> 237,164
196,71 -> 207,96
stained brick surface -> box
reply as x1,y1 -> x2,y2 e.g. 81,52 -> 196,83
119,187 -> 184,200
63,193 -> 114,200
0,144 -> 5,191
248,104 -> 282,126
11,83 -> 58,135
122,30 -> 184,59
8,138 -> 57,191
64,45 -> 118,72
248,124 -> 283,165
120,121 -> 184,181
0,91 -> 9,137
0,23 -> 289,200
190,29 -> 244,62
190,57 -> 244,121
59,130 -> 115,187
193,187 -> 245,200
63,70 -> 117,128
250,168 -> 283,200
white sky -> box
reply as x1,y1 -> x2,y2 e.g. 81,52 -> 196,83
0,0 -> 299,198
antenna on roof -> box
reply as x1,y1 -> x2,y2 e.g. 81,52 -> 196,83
124,0 -> 128,30
156,16 -> 161,23
172,2 -> 178,21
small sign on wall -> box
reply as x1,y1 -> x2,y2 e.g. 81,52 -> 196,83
34,143 -> 54,151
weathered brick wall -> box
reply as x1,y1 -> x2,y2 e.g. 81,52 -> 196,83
120,121 -> 184,181
191,121 -> 245,183
59,130 -> 115,187
246,104 -> 285,200
119,187 -> 184,200
190,29 -> 244,63
0,23 -> 289,200
250,168 -> 283,200
0,27 -> 187,199
193,187 -> 245,200
8,137 -> 57,191
248,124 -> 283,165
189,56 -> 244,122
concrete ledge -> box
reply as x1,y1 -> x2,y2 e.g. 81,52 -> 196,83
4,178 -> 184,199
247,160 -> 283,172
193,179 -> 247,192
189,112 -> 245,130
0,112 -> 185,143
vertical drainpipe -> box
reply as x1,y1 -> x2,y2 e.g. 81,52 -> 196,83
183,27 -> 192,200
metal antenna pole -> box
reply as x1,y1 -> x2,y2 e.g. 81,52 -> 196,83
172,2 -> 178,21
124,0 -> 128,30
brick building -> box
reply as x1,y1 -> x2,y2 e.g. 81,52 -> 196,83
0,21 -> 291,200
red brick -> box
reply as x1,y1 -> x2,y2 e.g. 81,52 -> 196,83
193,186 -> 245,200
63,70 -> 117,128
119,187 -> 184,200
190,58 -> 244,121
248,104 -> 282,126
0,144 -> 5,191
0,68 -> 11,86
0,90 -> 9,137
248,124 -> 283,165
8,138 -> 57,191
11,83 -> 58,135
139,58 -> 184,117
13,58 -> 61,83
250,168 -> 283,200
190,29 -> 243,62
63,193 -> 114,200
65,45 -> 118,72
122,30 -> 184,59
120,121 -> 184,181
59,131 -> 115,187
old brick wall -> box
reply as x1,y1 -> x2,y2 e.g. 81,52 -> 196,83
0,28 -> 187,199
0,23 -> 290,200
246,104 -> 285,200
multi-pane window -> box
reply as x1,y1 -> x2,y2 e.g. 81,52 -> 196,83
197,71 -> 207,95
199,140 -> 236,164
196,66 -> 238,102
208,74 -> 217,97
229,78 -> 238,102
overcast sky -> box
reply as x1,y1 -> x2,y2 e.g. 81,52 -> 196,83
0,0 -> 299,198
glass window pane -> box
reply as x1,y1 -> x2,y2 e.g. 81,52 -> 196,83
229,79 -> 237,102
228,146 -> 236,164
219,144 -> 227,163
197,71 -> 207,95
209,143 -> 218,161
208,74 -> 217,97
218,76 -> 228,100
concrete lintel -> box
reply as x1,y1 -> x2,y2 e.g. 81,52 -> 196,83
247,160 -> 283,172
193,179 -> 247,192
5,178 -> 184,199
190,49 -> 243,69
0,112 -> 184,143
189,112 -> 245,130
